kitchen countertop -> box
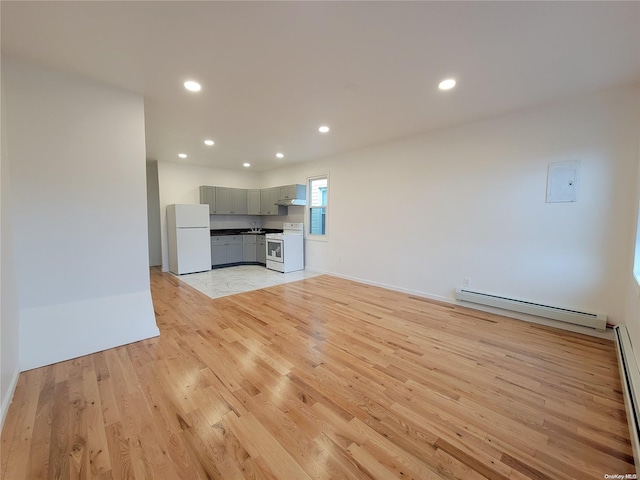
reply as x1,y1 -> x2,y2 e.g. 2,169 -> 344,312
210,228 -> 283,236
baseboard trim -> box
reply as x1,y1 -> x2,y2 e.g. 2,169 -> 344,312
614,325 -> 640,466
1,366 -> 20,432
308,269 -> 612,339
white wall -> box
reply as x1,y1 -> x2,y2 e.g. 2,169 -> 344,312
156,161 -> 262,271
1,69 -> 21,428
3,59 -> 159,371
262,86 -> 640,328
155,86 -> 639,332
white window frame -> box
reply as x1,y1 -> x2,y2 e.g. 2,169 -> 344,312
306,173 -> 329,241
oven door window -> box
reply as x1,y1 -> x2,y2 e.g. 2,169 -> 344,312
267,240 -> 283,261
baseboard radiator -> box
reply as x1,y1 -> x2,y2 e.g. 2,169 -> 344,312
454,288 -> 607,331
614,325 -> 640,466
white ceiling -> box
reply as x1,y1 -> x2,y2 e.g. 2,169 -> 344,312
2,1 -> 639,172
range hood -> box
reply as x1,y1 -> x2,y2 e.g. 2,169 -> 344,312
275,198 -> 306,206
274,184 -> 307,206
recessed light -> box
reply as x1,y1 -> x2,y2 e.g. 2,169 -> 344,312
318,125 -> 330,133
276,152 -> 284,158
243,163 -> 251,168
184,80 -> 201,92
204,139 -> 214,146
178,153 -> 187,159
438,78 -> 456,90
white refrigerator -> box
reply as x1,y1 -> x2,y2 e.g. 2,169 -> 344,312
167,204 -> 211,275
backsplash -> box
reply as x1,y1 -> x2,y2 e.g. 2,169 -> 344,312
208,215 -> 262,229
208,206 -> 304,230
262,205 -> 304,229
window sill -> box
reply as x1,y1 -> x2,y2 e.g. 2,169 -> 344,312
305,235 -> 328,243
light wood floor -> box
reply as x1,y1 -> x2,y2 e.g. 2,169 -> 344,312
1,269 -> 635,479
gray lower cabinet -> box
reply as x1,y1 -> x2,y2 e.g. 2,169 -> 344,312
257,236 -> 266,264
211,235 -> 243,266
243,235 -> 257,262
242,234 -> 267,264
212,234 -> 267,266
227,238 -> 243,263
211,237 -> 226,266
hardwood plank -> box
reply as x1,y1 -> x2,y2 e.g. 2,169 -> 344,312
83,368 -> 112,476
48,380 -> 70,479
1,270 -> 635,479
26,367 -> 55,479
1,370 -> 46,480
135,363 -> 207,480
67,358 -> 91,480
224,411 -> 313,480
346,443 -> 399,479
104,422 -> 135,480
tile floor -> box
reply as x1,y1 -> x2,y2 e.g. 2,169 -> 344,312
175,265 -> 321,299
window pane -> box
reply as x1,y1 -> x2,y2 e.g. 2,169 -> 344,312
310,207 -> 326,235
309,177 -> 327,235
310,178 -> 327,207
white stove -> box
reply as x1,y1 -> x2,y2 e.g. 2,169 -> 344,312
265,223 -> 304,273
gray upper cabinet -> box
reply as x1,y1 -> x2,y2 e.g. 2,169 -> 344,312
199,186 -> 216,214
215,187 -> 248,215
216,188 -> 232,214
278,184 -> 306,201
260,187 -> 286,216
231,188 -> 248,214
201,184 -> 296,215
247,189 -> 261,215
